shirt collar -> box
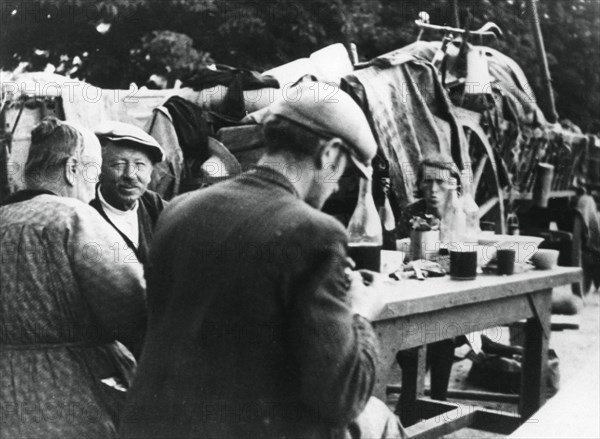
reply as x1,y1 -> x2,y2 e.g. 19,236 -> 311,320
97,185 -> 139,215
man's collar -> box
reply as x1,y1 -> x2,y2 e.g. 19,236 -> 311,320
97,185 -> 139,214
245,165 -> 300,198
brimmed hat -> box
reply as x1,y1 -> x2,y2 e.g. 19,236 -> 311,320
264,81 -> 377,179
95,121 -> 165,163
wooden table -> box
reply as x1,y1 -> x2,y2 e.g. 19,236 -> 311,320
372,265 -> 582,438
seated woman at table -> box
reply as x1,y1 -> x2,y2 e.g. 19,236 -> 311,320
396,153 -> 467,401
0,117 -> 147,439
396,152 -> 460,239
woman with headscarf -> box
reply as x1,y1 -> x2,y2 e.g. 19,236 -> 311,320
0,117 -> 147,439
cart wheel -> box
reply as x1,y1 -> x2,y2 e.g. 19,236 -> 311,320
466,127 -> 506,234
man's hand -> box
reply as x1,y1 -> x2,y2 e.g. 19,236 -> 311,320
346,269 -> 386,320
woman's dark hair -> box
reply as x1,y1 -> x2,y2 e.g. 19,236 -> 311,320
24,117 -> 82,188
414,153 -> 461,198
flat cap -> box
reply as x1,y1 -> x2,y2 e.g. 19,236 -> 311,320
265,81 -> 377,179
95,121 -> 165,163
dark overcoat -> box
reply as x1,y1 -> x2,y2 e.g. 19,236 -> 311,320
119,166 -> 379,439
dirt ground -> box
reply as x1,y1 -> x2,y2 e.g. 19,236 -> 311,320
386,285 -> 600,438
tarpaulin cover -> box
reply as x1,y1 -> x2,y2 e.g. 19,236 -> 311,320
477,45 -> 547,127
342,50 -> 470,207
400,41 -> 547,127
392,41 -> 592,197
1,72 -> 194,192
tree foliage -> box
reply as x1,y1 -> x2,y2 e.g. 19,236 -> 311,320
1,0 -> 598,131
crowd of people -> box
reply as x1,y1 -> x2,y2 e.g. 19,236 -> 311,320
1,81 -> 407,439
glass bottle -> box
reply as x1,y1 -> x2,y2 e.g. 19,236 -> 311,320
347,170 -> 383,272
378,178 -> 397,251
461,170 -> 480,244
507,213 -> 520,235
439,177 -> 466,251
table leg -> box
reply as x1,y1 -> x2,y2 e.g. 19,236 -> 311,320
428,339 -> 456,401
520,289 -> 552,419
396,346 -> 426,426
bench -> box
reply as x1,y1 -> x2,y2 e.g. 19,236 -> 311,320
509,349 -> 599,438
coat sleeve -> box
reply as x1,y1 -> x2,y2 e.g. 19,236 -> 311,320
288,222 -> 379,427
68,205 -> 147,357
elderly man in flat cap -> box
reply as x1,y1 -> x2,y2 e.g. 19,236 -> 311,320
91,121 -> 167,264
119,82 -> 406,439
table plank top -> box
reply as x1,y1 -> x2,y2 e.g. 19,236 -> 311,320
375,266 -> 582,322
